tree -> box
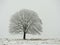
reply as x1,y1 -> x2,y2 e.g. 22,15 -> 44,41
9,9 -> 42,40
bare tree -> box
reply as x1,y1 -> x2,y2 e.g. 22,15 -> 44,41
9,9 -> 42,40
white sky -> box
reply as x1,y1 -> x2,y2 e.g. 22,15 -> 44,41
0,0 -> 60,39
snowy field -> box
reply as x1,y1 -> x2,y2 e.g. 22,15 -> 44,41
0,38 -> 60,45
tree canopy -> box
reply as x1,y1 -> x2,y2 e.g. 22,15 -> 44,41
9,9 -> 42,35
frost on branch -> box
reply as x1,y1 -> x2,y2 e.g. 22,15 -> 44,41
9,9 -> 42,39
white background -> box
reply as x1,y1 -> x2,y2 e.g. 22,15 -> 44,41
0,0 -> 60,39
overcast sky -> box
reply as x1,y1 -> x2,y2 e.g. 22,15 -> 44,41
0,0 -> 60,39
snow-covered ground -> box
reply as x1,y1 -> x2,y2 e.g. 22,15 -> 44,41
0,38 -> 60,45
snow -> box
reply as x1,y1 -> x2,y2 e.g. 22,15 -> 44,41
0,38 -> 60,45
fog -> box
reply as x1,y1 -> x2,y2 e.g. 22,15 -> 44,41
0,0 -> 60,39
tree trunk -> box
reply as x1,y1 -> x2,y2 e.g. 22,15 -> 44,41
23,31 -> 26,40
